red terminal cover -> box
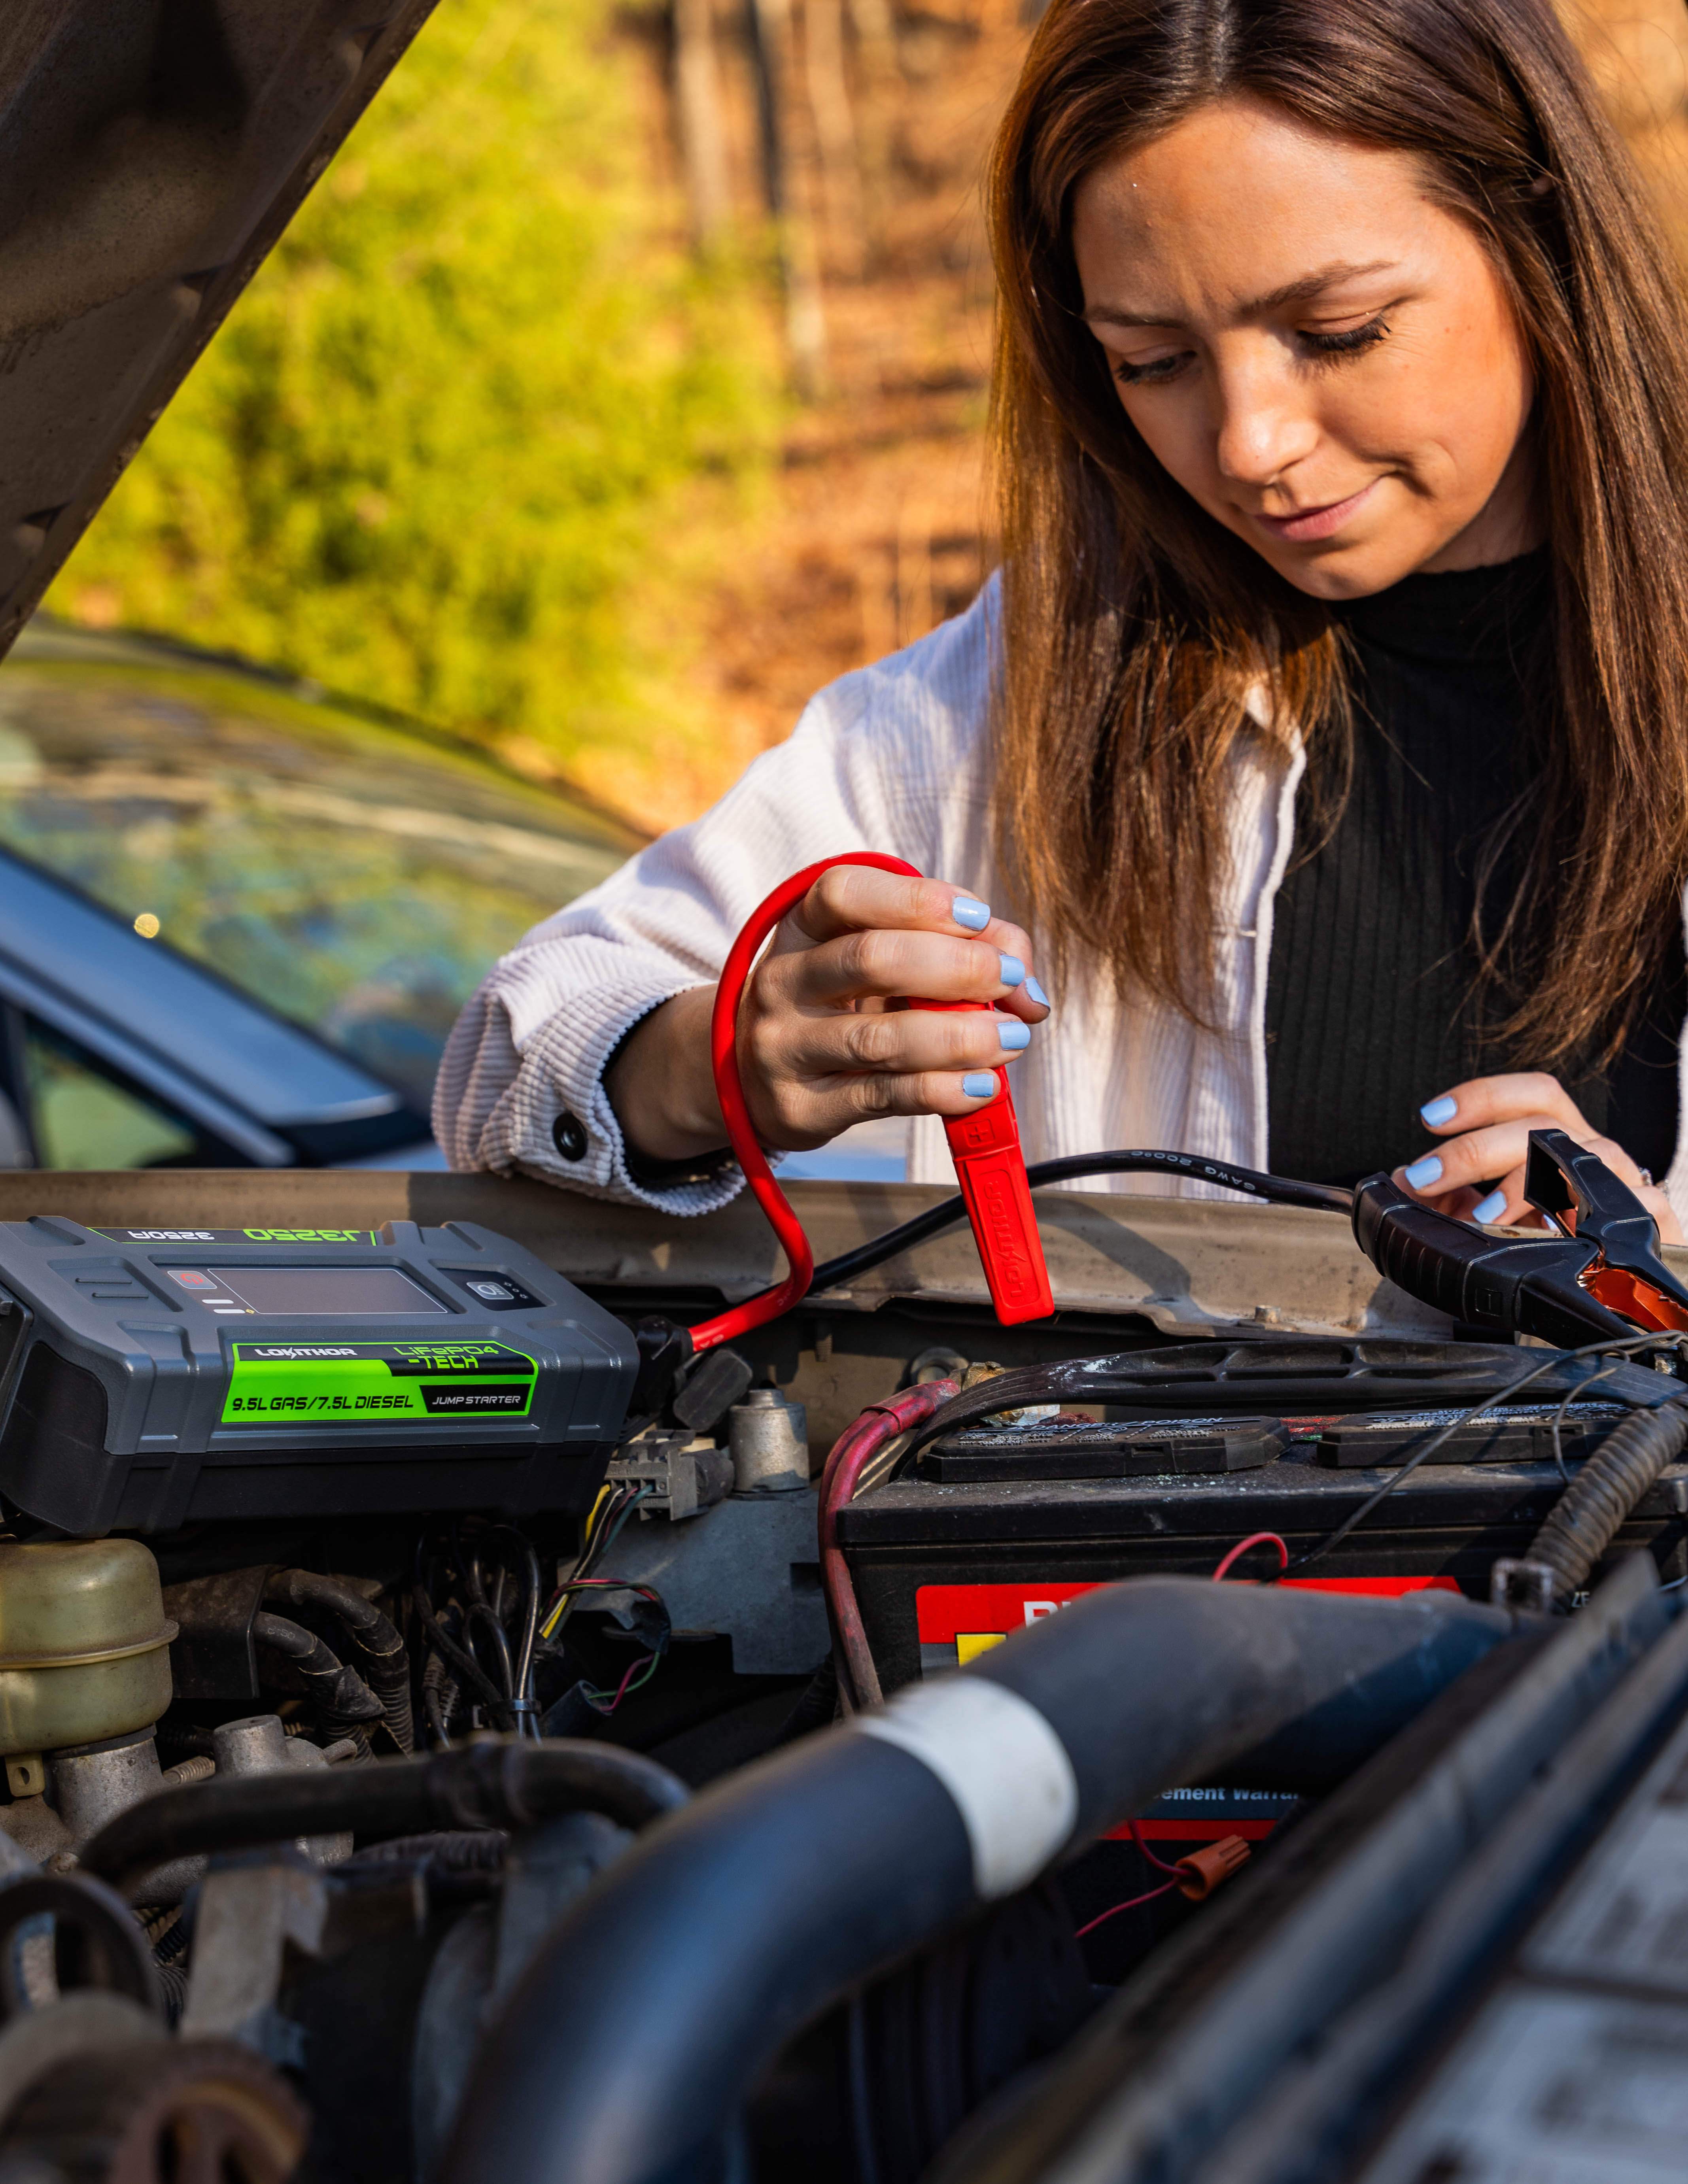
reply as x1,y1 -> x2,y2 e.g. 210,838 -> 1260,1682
911,1000 -> 1054,1325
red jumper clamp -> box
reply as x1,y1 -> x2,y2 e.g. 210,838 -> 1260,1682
908,998 -> 1054,1324
688,853 -> 1053,1351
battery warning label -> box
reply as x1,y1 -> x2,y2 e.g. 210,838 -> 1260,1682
221,1341 -> 536,1426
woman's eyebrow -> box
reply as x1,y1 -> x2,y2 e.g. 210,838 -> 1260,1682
1084,258 -> 1401,330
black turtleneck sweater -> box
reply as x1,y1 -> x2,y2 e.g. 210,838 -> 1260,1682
1265,551 -> 1685,1189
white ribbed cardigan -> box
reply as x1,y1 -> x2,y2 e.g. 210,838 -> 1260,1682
433,576 -> 1688,1226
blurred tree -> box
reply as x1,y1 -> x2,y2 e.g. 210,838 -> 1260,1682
47,0 -> 782,787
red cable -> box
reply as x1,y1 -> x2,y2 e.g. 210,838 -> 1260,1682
1212,1532 -> 1289,1583
1074,1876 -> 1182,1938
688,854 -> 921,1354
818,1378 -> 959,1707
1128,1816 -> 1183,1876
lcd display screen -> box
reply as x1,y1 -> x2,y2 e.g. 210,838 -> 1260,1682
206,1266 -> 448,1317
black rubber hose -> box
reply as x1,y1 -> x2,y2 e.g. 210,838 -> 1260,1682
265,1570 -> 415,1754
808,1151 -> 1351,1294
345,1830 -> 509,1872
1523,1400 -> 1688,1607
251,1612 -> 384,1749
79,1738 -> 687,1899
438,1577 -> 1515,2184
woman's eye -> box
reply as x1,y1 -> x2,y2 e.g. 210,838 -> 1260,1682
1302,316 -> 1390,360
1113,351 -> 1191,386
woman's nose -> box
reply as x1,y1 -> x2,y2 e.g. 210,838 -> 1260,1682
1212,359 -> 1320,490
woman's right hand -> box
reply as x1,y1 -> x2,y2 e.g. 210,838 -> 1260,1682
605,867 -> 1051,1163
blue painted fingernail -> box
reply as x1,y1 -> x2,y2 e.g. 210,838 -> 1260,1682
1472,1189 -> 1507,1224
1404,1154 -> 1444,1189
998,954 -> 1025,988
998,1020 -> 1032,1051
962,1072 -> 997,1098
952,897 -> 990,931
1420,1095 -> 1457,1127
1025,976 -> 1051,1009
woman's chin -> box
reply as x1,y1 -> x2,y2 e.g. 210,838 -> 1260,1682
1237,522 -> 1451,603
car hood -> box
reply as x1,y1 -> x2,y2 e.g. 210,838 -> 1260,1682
0,0 -> 442,663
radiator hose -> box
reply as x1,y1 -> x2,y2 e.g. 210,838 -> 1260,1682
437,1576 -> 1518,2184
1522,1400 -> 1688,1608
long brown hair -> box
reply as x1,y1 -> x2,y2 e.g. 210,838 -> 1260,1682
989,0 -> 1688,1065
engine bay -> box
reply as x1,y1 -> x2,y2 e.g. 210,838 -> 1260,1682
0,1166 -> 1675,2183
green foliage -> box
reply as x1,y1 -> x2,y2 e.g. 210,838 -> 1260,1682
49,0 -> 781,767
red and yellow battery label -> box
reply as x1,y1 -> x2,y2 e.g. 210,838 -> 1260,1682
916,1573 -> 1463,1676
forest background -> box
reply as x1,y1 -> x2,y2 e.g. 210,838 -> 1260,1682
42,0 -> 1688,835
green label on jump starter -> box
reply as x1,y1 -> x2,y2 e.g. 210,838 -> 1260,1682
221,1340 -> 536,1426
95,1227 -> 382,1246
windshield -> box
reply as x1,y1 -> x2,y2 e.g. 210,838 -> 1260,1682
0,625 -> 639,1116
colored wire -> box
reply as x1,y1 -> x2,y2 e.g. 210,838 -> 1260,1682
1128,1816 -> 1183,1876
594,1484 -> 651,1563
1074,1876 -> 1183,1938
1075,1814 -> 1209,1936
1212,1533 -> 1290,1583
541,1484 -> 651,1642
584,1651 -> 662,1715
580,1482 -> 614,1554
546,1576 -> 671,1714
687,852 -> 922,1354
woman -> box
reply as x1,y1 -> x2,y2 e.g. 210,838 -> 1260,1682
437,0 -> 1688,1242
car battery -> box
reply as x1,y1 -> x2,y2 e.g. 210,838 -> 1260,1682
0,1216 -> 638,1532
839,1341 -> 1688,1693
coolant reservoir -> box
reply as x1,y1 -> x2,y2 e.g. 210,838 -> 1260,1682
0,1539 -> 176,1784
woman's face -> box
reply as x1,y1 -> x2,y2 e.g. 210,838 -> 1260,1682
1070,96 -> 1540,597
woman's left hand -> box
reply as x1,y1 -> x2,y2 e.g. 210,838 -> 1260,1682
1397,1071 -> 1684,1246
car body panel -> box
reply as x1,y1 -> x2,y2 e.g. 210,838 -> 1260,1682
0,845 -> 391,1137
0,0 -> 446,661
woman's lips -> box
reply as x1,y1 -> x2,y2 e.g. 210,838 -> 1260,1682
1249,479 -> 1379,544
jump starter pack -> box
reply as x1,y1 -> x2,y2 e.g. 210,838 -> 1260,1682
0,1217 -> 639,1532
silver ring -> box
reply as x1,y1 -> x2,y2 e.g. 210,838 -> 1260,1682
1640,1168 -> 1655,1187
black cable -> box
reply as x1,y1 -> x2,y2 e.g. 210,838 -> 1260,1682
808,1150 -> 1352,1294
484,1526 -> 545,1739
468,1599 -> 518,1708
1284,1332 -> 1688,1577
424,1523 -> 549,1738
422,1651 -> 452,1750
415,1581 -> 516,1727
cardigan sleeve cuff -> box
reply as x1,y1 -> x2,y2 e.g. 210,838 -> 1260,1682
486,980 -> 768,1215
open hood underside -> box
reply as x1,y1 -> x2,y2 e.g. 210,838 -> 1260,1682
0,0 -> 442,659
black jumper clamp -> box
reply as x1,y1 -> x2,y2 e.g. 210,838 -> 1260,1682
1353,1128 -> 1688,1347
